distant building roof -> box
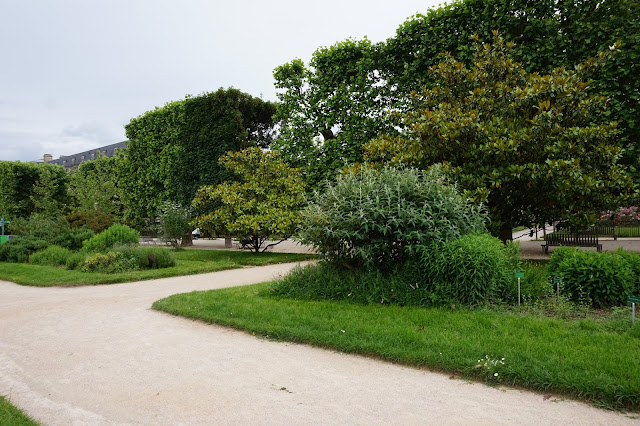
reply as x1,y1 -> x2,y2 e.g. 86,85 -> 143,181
43,141 -> 128,171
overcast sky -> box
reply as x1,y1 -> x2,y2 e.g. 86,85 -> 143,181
1,0 -> 444,162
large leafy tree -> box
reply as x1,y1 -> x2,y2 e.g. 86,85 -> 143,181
121,88 -> 277,227
69,155 -> 124,218
365,33 -> 635,242
274,0 -> 640,188
273,39 -> 395,191
191,147 -> 306,253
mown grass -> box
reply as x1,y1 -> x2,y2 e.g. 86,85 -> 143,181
0,249 -> 315,286
153,282 -> 640,411
0,396 -> 39,426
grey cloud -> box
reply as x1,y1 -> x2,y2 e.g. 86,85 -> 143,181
60,122 -> 116,144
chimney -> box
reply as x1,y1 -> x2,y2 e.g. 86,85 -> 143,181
43,154 -> 53,163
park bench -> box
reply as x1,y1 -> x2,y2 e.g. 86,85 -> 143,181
542,232 -> 602,254
586,224 -> 618,240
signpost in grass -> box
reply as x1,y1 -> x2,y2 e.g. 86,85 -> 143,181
553,276 -> 562,303
0,215 -> 10,236
514,272 -> 524,307
629,296 -> 640,324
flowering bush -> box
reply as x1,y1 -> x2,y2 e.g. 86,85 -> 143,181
599,206 -> 640,225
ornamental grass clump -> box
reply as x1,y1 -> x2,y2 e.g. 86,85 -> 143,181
297,166 -> 486,270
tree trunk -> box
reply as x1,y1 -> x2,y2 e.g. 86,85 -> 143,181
181,233 -> 193,247
225,236 -> 232,248
499,224 -> 513,245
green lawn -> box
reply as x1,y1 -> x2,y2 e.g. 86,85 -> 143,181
0,396 -> 39,426
153,282 -> 640,411
0,249 -> 315,286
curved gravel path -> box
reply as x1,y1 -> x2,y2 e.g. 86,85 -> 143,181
0,263 -> 638,425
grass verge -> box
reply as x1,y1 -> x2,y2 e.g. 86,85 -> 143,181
0,250 -> 315,286
0,396 -> 39,425
153,282 -> 640,411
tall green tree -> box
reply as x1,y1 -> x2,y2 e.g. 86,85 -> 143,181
273,39 -> 395,190
365,33 -> 635,242
191,148 -> 306,253
69,155 -> 124,218
120,88 -> 277,227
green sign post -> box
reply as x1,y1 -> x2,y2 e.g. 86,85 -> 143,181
553,277 -> 563,302
0,215 -> 10,236
515,272 -> 524,307
629,296 -> 639,324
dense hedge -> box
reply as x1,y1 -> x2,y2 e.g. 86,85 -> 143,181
0,162 -> 69,219
121,88 -> 277,226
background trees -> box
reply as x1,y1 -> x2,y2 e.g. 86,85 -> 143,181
0,161 -> 69,220
69,155 -> 124,219
192,148 -> 306,252
365,34 -> 635,241
120,88 -> 277,227
274,0 -> 640,189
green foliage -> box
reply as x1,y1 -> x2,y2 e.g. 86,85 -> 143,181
65,252 -> 87,270
192,147 -> 306,253
81,251 -> 131,273
549,247 -> 634,308
121,88 -> 277,226
274,0 -> 640,188
30,163 -> 71,217
0,395 -> 39,426
8,214 -> 94,251
297,166 -> 486,269
158,202 -> 193,248
0,161 -> 70,219
365,34 -> 635,240
66,210 -> 114,234
82,224 -> 140,252
69,155 -> 124,218
29,245 -> 73,267
273,39 -> 395,190
0,238 -> 49,263
418,234 -> 520,306
113,245 -> 176,269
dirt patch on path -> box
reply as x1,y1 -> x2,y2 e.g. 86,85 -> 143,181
0,263 -> 637,425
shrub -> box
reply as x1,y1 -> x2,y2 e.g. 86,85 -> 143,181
65,252 -> 87,270
66,210 -> 114,234
113,245 -> 176,269
0,238 -> 49,263
81,251 -> 138,273
418,234 -> 520,306
271,262 -> 427,306
83,224 -> 140,252
297,166 -> 486,269
53,227 -> 94,251
272,234 -> 519,308
29,245 -> 72,267
613,249 -> 640,296
549,247 -> 633,308
6,214 -> 93,250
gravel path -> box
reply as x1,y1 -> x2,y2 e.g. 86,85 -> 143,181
1,263 -> 638,425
